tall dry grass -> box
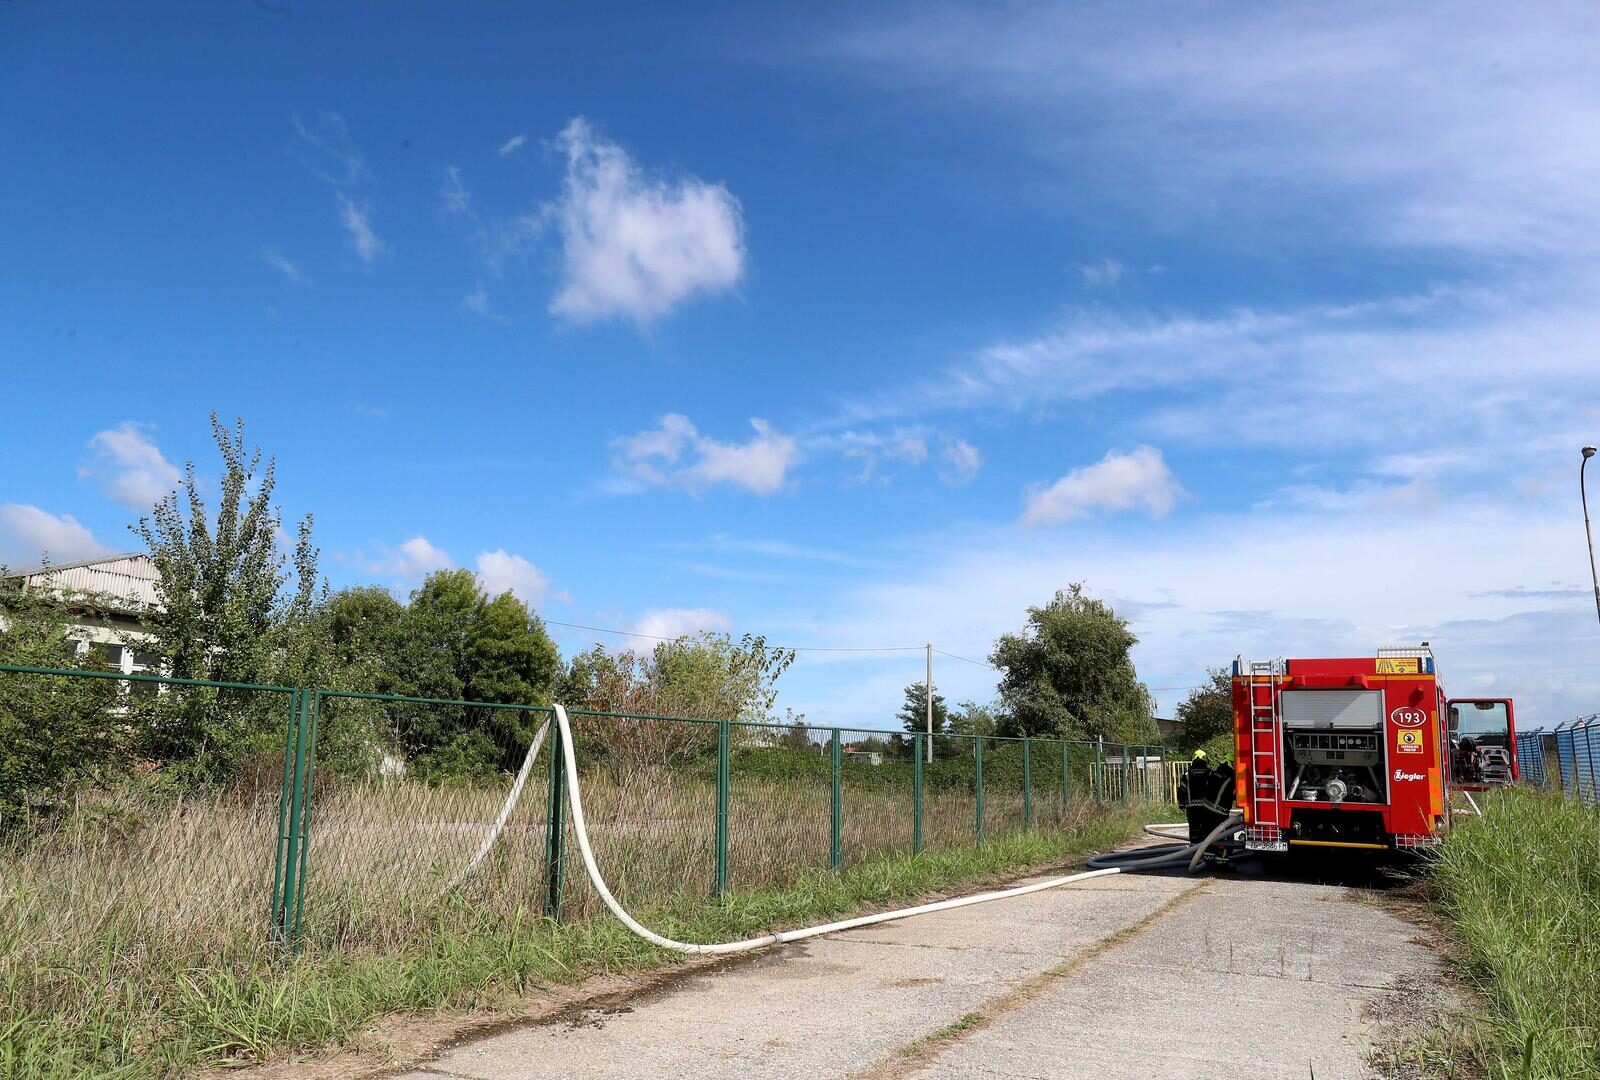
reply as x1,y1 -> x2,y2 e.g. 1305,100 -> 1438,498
0,734 -> 1168,1078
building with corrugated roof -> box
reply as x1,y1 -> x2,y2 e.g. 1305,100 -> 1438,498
1,553 -> 162,678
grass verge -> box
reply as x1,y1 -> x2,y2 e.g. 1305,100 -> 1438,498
1386,788 -> 1599,1079
1,803 -> 1155,1079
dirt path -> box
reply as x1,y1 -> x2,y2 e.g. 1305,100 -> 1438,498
384,863 -> 1440,1080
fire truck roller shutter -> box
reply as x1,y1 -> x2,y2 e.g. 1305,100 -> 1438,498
1280,689 -> 1384,729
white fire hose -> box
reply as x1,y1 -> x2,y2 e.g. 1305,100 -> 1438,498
453,705 -> 1236,956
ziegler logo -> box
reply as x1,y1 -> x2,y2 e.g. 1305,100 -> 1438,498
1390,706 -> 1427,728
1393,769 -> 1425,782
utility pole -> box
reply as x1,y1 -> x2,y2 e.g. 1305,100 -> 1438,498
1583,447 -> 1600,631
926,643 -> 934,764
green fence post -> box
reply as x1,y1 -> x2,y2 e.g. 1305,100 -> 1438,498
1022,737 -> 1033,828
830,729 -> 843,871
1094,739 -> 1104,803
271,689 -> 299,934
974,737 -> 986,843
1121,743 -> 1130,806
290,691 -> 322,946
912,733 -> 925,855
544,714 -> 567,920
715,717 -> 730,898
1061,741 -> 1070,811
274,690 -> 314,947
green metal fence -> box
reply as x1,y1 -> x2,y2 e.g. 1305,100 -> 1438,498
0,662 -> 1176,953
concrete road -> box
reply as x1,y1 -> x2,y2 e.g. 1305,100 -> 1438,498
391,865 -> 1438,1080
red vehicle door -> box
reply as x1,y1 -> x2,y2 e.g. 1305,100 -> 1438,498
1445,698 -> 1517,789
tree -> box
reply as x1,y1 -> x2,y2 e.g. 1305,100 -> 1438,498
777,710 -> 814,752
950,700 -> 998,737
316,586 -> 408,694
897,681 -> 949,737
0,582 -> 125,826
560,633 -> 796,769
135,415 -> 320,777
1175,667 -> 1233,752
392,570 -> 561,779
989,583 -> 1155,741
562,633 -> 794,723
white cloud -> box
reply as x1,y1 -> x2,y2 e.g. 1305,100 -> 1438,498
629,607 -> 733,641
1078,259 -> 1124,287
0,504 -> 113,567
262,249 -> 305,283
498,133 -> 527,157
292,112 -> 384,262
460,284 -> 496,319
824,4 -> 1600,260
546,117 -> 746,325
1023,446 -> 1182,526
291,110 -> 370,187
335,192 -> 385,262
441,165 -> 472,216
362,538 -> 562,607
85,422 -> 181,509
776,492 -> 1600,728
368,535 -> 454,582
612,414 -> 796,495
939,439 -> 982,485
475,549 -> 553,606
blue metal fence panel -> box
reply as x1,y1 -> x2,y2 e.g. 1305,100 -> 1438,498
1554,723 -> 1579,795
1578,716 -> 1600,807
1516,728 -> 1548,787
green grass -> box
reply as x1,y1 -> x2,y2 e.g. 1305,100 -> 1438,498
1398,788 -> 1600,1079
0,794 -> 1153,1079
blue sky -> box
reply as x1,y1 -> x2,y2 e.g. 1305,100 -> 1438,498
4,2 -> 1600,731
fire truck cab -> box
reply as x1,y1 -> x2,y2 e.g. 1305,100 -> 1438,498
1232,646 -> 1516,854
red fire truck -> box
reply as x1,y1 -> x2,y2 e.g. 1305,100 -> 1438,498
1231,646 -> 1517,853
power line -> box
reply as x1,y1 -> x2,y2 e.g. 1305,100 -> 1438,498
932,648 -> 997,670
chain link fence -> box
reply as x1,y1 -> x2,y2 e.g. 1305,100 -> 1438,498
0,664 -> 1177,958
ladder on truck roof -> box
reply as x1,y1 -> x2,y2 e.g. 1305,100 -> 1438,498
1244,658 -> 1289,852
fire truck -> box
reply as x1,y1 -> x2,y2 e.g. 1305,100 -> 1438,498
1227,646 -> 1517,853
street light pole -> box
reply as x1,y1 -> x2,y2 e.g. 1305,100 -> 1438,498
1583,447 -> 1600,631
925,643 -> 934,764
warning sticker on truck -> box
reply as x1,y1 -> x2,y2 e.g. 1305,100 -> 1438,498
1377,657 -> 1421,674
1396,729 -> 1423,754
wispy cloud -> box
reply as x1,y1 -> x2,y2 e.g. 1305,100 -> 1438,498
290,110 -> 371,187
628,607 -> 732,641
821,4 -> 1600,260
611,414 -> 796,496
441,165 -> 472,216
335,192 -> 385,263
939,439 -> 982,486
460,284 -> 500,319
1078,258 -> 1124,287
261,249 -> 306,283
678,535 -> 880,568
1022,446 -> 1183,526
293,111 -> 385,263
0,504 -> 113,567
497,133 -> 527,157
83,422 -> 181,509
546,117 -> 746,326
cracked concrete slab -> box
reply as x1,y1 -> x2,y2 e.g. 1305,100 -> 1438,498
388,863 -> 1437,1080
